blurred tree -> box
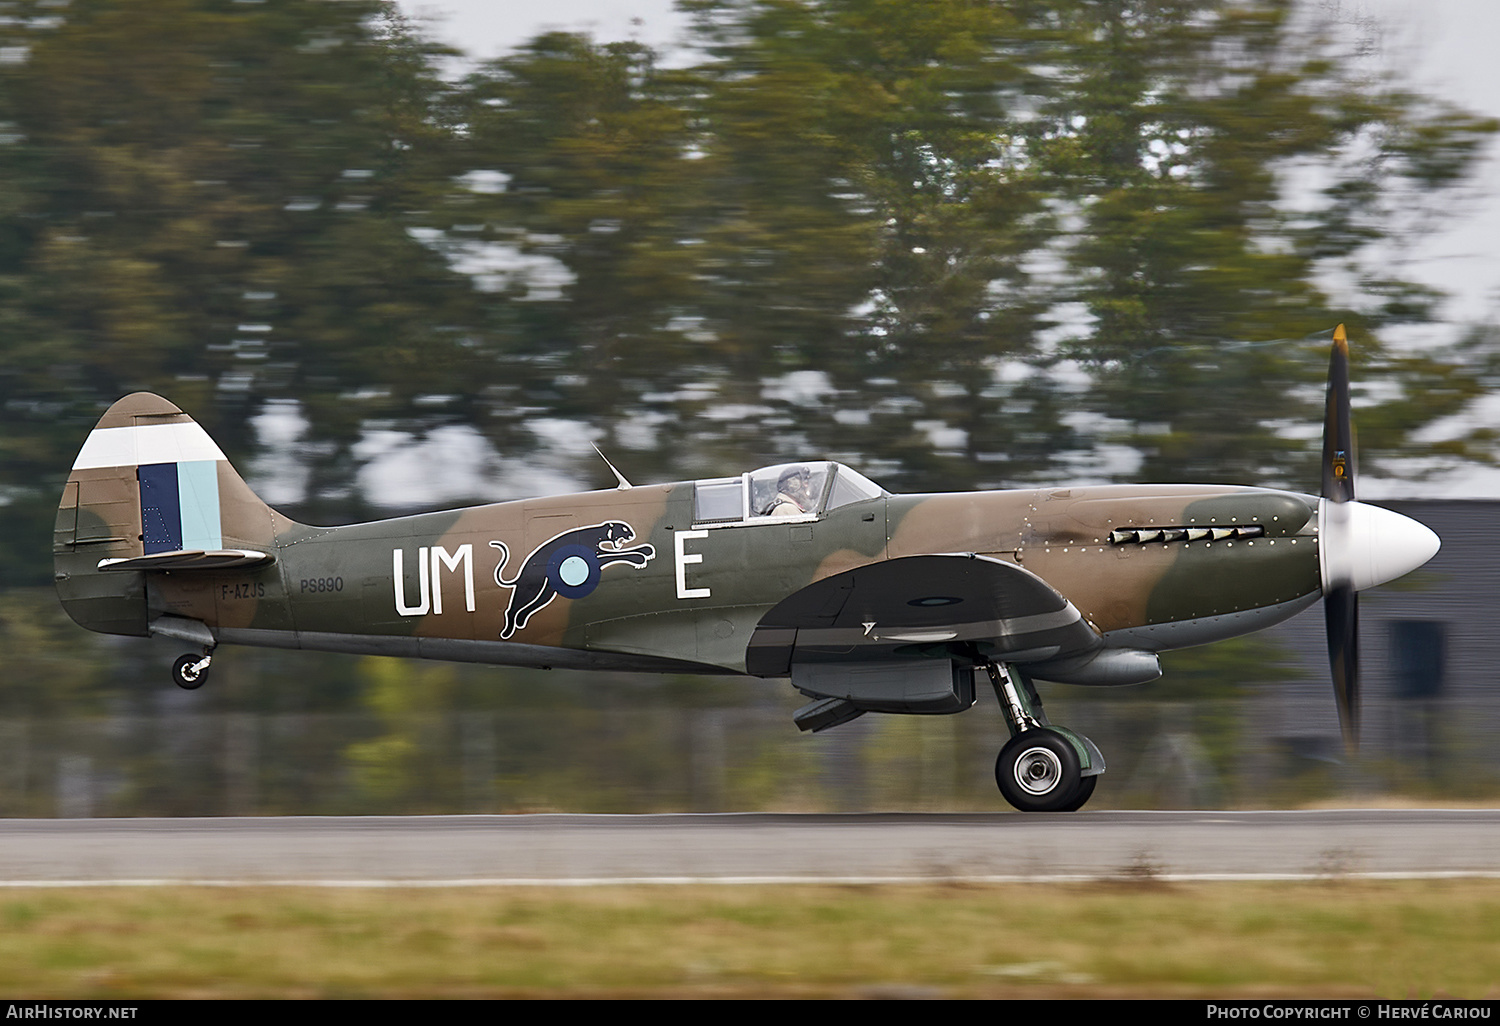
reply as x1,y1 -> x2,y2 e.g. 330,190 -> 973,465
461,0 -> 1495,494
343,655 -> 458,811
455,32 -> 711,485
4,0 -> 1495,594
0,589 -> 110,716
679,0 -> 1080,491
0,0 -> 488,580
1028,0 -> 1497,486
456,2 -> 1084,491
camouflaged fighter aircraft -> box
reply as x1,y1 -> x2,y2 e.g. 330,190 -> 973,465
53,327 -> 1439,811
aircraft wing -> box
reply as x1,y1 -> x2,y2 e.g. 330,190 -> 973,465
745,553 -> 1101,675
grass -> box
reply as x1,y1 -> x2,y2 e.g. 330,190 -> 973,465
2,880 -> 1500,998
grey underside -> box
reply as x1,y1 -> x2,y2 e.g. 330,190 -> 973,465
1101,592 -> 1320,652
214,627 -> 741,675
203,591 -> 1319,683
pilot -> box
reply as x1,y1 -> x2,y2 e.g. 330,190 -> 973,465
767,465 -> 814,516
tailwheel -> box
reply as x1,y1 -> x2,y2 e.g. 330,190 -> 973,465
995,729 -> 1083,813
172,653 -> 211,690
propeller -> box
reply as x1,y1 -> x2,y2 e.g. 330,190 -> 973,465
1320,325 -> 1359,750
1316,325 -> 1442,751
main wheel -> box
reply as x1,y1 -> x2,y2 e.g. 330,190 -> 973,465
995,729 -> 1082,812
1059,774 -> 1098,813
172,654 -> 209,690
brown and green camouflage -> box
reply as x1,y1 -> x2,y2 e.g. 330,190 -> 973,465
56,393 -> 1327,688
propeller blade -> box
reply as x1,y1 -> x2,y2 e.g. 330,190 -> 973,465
1325,584 -> 1359,750
1322,324 -> 1354,503
1321,324 -> 1359,751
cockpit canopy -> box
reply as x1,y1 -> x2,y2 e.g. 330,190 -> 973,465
693,461 -> 886,525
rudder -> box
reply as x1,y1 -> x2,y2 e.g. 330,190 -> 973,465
54,393 -> 279,636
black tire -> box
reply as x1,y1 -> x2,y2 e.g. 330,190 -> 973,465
172,654 -> 208,690
995,729 -> 1082,812
1059,774 -> 1098,813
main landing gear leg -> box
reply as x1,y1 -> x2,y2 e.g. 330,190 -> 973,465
985,663 -> 1104,812
172,650 -> 213,690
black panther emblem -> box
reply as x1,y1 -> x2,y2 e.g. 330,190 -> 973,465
490,520 -> 656,639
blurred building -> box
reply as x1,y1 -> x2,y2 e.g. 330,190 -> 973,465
1250,500 -> 1497,794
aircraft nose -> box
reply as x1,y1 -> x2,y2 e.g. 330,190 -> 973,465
1319,499 -> 1441,594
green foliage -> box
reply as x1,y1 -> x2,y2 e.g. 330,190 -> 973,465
2,0 -> 1493,575
454,33 -> 711,482
1027,0 -> 1497,486
0,589 -> 109,715
686,0 -> 1076,490
0,0 -> 487,551
343,655 -> 457,810
1026,1 -> 1494,489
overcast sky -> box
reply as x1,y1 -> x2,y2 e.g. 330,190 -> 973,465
403,0 -> 685,61
1351,0 -> 1500,328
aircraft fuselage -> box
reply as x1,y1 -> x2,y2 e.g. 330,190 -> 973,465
68,480 -> 1324,680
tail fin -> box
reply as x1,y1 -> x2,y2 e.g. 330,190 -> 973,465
54,393 -> 279,636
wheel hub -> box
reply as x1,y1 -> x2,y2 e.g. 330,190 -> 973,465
1014,746 -> 1063,796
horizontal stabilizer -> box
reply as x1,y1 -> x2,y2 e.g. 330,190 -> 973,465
98,548 -> 276,572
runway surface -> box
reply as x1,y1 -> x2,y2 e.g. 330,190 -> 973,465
2,810 -> 1499,885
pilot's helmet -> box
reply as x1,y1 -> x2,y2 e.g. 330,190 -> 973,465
778,465 -> 811,503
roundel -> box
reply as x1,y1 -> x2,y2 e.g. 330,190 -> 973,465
546,544 -> 602,599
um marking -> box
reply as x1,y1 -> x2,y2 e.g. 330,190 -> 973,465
392,544 -> 475,617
